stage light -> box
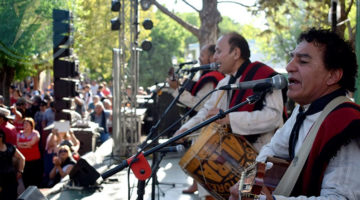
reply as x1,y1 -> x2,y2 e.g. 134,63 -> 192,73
111,0 -> 121,12
142,19 -> 153,30
111,17 -> 121,30
140,0 -> 152,11
141,40 -> 152,51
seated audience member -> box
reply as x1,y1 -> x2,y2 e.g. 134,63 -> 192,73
48,145 -> 76,187
229,28 -> 360,200
0,129 -> 25,200
16,117 -> 42,188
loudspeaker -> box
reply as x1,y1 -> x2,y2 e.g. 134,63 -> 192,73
17,186 -> 47,200
73,129 -> 97,155
55,111 -> 71,121
54,99 -> 73,111
69,158 -> 100,187
54,59 -> 79,78
54,79 -> 79,99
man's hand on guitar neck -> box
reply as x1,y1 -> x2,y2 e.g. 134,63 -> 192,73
206,108 -> 230,125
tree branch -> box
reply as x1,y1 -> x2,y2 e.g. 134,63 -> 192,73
152,0 -> 200,38
217,0 -> 256,8
345,0 -> 354,17
182,0 -> 200,12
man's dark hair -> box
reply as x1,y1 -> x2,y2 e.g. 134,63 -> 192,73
298,28 -> 358,92
207,44 -> 216,56
227,32 -> 251,60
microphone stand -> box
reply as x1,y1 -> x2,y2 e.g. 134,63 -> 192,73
134,71 -> 197,200
101,91 -> 265,200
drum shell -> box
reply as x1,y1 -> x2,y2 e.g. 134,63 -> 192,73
179,123 -> 258,200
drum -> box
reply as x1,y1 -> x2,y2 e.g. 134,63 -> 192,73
179,122 -> 258,200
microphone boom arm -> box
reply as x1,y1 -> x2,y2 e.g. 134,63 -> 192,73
101,92 -> 263,180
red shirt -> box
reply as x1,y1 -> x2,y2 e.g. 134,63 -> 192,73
17,131 -> 41,161
0,121 -> 18,145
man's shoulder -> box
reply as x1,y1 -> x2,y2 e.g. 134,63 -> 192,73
330,101 -> 360,116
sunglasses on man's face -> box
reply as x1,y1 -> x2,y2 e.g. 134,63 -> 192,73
58,149 -> 67,154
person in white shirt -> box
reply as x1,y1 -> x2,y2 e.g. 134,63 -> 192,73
173,32 -> 284,200
230,28 -> 360,200
168,44 -> 224,196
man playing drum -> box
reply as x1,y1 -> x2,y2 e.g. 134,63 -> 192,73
168,44 -> 224,195
230,28 -> 360,200
173,32 -> 285,199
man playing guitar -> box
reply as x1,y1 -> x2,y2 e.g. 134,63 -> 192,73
230,28 -> 360,200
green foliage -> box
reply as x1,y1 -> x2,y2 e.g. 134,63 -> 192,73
252,0 -> 356,65
139,11 -> 194,87
219,16 -> 242,34
0,0 -> 68,80
72,0 -> 119,82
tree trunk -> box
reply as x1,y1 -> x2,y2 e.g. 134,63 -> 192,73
153,0 -> 222,49
198,0 -> 222,47
0,64 -> 15,106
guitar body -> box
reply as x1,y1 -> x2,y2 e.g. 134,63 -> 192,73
239,157 -> 289,199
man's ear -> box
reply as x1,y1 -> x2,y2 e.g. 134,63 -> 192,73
327,68 -> 343,85
232,47 -> 241,60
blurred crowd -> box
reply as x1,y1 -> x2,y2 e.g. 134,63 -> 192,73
0,79 -> 130,199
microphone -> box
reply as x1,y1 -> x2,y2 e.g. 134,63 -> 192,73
157,144 -> 185,153
179,60 -> 198,67
219,74 -> 288,90
182,63 -> 220,73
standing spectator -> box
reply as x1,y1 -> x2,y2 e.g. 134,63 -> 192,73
34,100 -> 47,135
0,129 -> 25,200
0,95 -> 6,108
43,101 -> 55,127
17,118 -> 42,188
48,145 -> 76,187
82,84 -> 93,110
96,84 -> 105,99
87,95 -> 100,114
90,80 -> 98,96
10,105 -> 24,133
74,96 -> 86,118
103,99 -> 113,134
103,98 -> 112,111
90,102 -> 111,143
101,81 -> 111,97
0,107 -> 17,145
25,95 -> 41,118
10,88 -> 22,106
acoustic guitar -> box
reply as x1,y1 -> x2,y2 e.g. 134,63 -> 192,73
239,157 -> 289,199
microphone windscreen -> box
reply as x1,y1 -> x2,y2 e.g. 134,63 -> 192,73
273,74 -> 288,89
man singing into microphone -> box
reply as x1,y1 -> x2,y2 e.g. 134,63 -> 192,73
173,32 -> 284,151
167,44 -> 224,113
229,28 -> 360,200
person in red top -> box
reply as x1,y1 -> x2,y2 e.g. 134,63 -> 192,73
0,107 -> 17,145
17,117 -> 42,188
